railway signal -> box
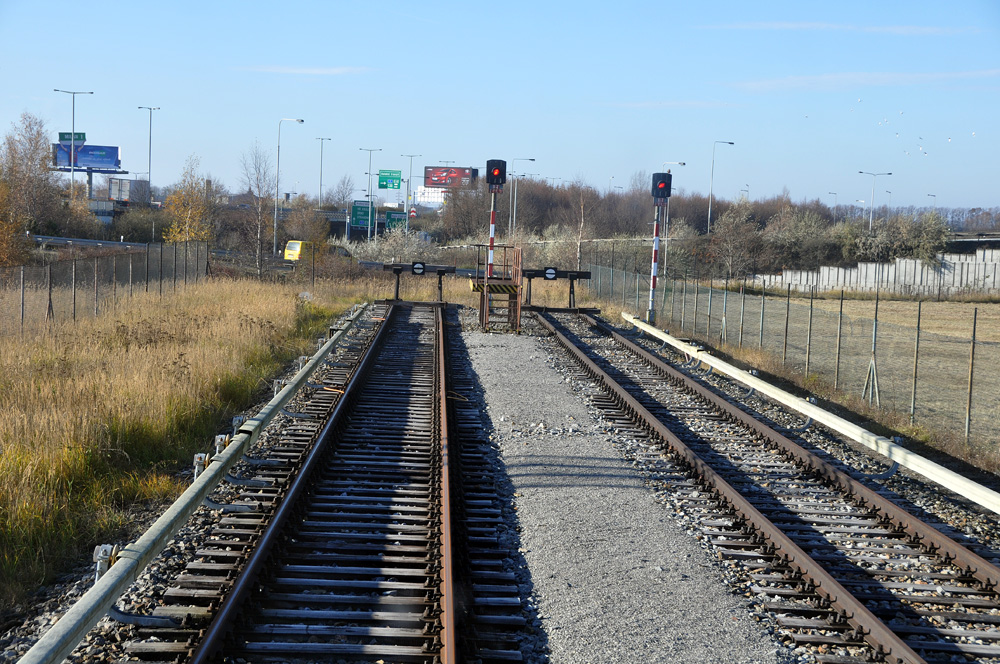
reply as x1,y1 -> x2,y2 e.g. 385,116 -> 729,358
486,159 -> 506,188
652,172 -> 672,198
647,172 -> 673,325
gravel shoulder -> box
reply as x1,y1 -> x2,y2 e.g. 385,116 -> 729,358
463,330 -> 791,663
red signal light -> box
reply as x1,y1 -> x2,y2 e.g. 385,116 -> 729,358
492,168 -> 500,176
657,182 -> 666,189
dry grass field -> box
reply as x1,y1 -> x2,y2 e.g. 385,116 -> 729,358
0,275 -> 398,610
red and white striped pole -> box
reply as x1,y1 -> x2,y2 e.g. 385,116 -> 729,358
488,192 -> 497,277
649,171 -> 672,325
647,204 -> 661,324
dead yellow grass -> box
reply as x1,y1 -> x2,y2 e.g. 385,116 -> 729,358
0,276 -> 380,609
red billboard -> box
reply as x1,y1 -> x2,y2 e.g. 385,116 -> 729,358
423,166 -> 478,189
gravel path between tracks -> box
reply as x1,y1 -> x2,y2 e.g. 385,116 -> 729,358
463,329 -> 795,664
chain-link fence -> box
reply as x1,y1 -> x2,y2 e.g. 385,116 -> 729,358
581,261 -> 998,455
0,242 -> 208,335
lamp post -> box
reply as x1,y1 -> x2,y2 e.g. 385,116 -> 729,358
316,137 -> 331,208
927,193 -> 937,210
54,89 -> 93,202
856,199 -> 865,221
360,147 -> 381,241
508,157 -> 535,236
401,153 -> 421,232
137,106 -> 159,209
660,162 -> 685,264
707,140 -> 734,234
886,190 -> 892,210
274,118 -> 304,255
828,192 -> 838,221
858,171 -> 891,231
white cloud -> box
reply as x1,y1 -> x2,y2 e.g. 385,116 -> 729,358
735,69 -> 1000,92
239,66 -> 369,75
610,100 -> 734,109
712,22 -> 980,36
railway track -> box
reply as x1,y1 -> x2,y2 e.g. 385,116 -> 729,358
121,302 -> 525,663
535,310 -> 1000,664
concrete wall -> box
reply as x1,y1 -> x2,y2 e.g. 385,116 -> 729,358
754,251 -> 1000,295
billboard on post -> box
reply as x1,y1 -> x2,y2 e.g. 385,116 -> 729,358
52,144 -> 121,169
423,166 -> 478,189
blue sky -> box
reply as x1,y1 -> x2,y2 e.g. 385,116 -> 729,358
2,0 -> 998,211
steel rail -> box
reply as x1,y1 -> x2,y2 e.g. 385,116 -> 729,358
591,314 -> 1000,592
17,303 -> 370,664
436,305 -> 457,664
622,311 -> 1000,517
534,312 -> 927,664
189,304 -> 395,663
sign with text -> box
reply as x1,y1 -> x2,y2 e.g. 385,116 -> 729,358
378,169 -> 401,189
52,144 -> 120,169
350,200 -> 374,228
386,211 -> 407,230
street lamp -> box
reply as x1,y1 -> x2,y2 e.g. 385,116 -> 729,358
828,192 -> 838,221
401,153 -> 421,232
508,157 -> 535,236
360,148 -> 382,241
274,118 -> 304,255
137,106 -> 159,210
886,190 -> 892,210
316,137 -> 331,208
856,199 -> 865,220
858,171 -> 891,231
708,141 -> 735,233
927,193 -> 937,210
54,89 -> 93,201
660,162 -> 685,244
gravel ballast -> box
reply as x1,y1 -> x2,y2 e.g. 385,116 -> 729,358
463,330 -> 791,663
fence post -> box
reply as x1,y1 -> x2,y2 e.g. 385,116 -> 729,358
805,286 -> 814,376
706,279 -> 713,337
693,271 -> 700,334
610,242 -> 615,296
782,285 -> 791,364
910,300 -> 922,425
861,290 -> 881,407
738,279 -> 746,348
834,290 -> 844,390
680,275 -> 687,330
72,258 -> 77,323
173,243 -> 178,292
965,308 -> 977,446
758,287 -> 765,349
112,254 -> 117,310
45,264 -> 54,323
94,257 -> 99,317
145,243 -> 150,293
720,279 -> 729,344
129,253 -> 133,298
19,266 -> 25,336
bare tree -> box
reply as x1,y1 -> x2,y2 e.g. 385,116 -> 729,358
239,141 -> 275,273
331,174 -> 355,210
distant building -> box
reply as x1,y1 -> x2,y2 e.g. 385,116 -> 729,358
416,186 -> 445,205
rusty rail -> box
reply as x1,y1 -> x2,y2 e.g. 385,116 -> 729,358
188,305 -> 396,663
535,311 -> 928,664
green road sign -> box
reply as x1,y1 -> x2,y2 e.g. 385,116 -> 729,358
378,169 -> 401,190
386,211 -> 406,230
58,132 -> 86,143
351,200 -> 373,228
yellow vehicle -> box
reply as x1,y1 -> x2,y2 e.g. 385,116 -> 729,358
283,240 -> 313,261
